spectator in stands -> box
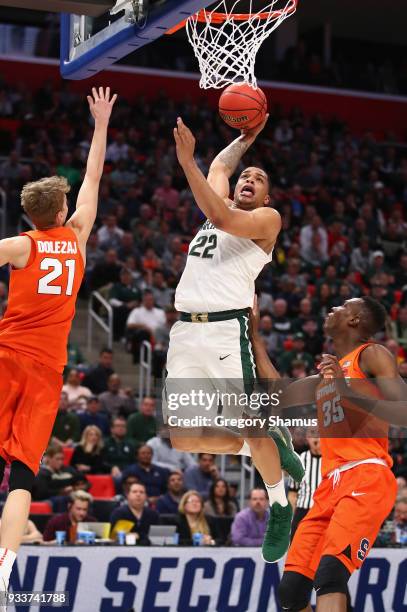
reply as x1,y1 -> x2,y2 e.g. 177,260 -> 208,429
392,307 -> 407,347
278,333 -> 315,375
394,497 -> 407,545
146,430 -> 195,472
97,214 -> 125,251
294,298 -> 315,331
32,445 -> 78,501
117,232 -> 139,264
149,270 -> 174,309
86,232 -> 104,271
176,490 -> 217,546
230,489 -> 269,546
258,314 -> 280,357
153,174 -> 180,211
399,361 -> 407,380
56,152 -> 80,187
106,131 -> 129,162
108,268 -> 141,341
0,519 -> 43,544
156,472 -> 185,514
271,299 -> 292,339
184,454 -> 219,498
126,290 -> 166,363
152,306 -> 178,378
70,426 -> 107,475
51,391 -> 80,446
0,150 -> 24,183
204,478 -> 237,517
103,417 -> 136,479
162,236 -> 186,270
300,215 -> 329,266
127,396 -> 157,449
90,249 -> 122,291
82,348 -> 114,395
66,342 -> 86,370
62,368 -> 92,410
110,483 -> 159,544
350,236 -> 371,275
121,445 -> 169,503
98,373 -> 135,418
301,319 -> 324,357
43,491 -> 96,543
79,396 -> 110,436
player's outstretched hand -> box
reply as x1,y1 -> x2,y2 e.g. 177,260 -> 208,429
87,87 -> 118,123
240,113 -> 269,144
174,117 -> 196,167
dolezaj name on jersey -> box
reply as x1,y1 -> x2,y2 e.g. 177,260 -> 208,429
37,240 -> 78,254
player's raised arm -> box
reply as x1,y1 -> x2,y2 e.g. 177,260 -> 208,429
174,117 -> 280,241
249,295 -> 320,404
207,115 -> 269,199
66,87 -> 117,244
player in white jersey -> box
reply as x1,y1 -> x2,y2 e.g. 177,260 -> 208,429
165,116 -> 304,562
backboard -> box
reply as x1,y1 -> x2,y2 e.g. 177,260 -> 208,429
60,0 -> 214,80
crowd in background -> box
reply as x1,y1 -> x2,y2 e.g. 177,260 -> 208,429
0,78 -> 406,546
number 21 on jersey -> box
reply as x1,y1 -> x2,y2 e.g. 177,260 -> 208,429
37,257 -> 76,296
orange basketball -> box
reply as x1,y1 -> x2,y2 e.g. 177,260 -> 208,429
219,83 -> 267,130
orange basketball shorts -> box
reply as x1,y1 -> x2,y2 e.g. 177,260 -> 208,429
0,347 -> 63,475
285,463 -> 397,578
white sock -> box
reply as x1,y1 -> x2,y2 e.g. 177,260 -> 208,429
265,477 -> 288,507
237,440 -> 251,457
0,548 -> 16,584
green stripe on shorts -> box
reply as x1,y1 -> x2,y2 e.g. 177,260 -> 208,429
238,314 -> 257,396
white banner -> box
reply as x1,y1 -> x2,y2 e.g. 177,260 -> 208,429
8,546 -> 407,611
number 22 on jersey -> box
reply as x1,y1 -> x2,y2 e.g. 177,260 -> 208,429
37,257 -> 76,296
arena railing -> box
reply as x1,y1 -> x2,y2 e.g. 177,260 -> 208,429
0,188 -> 6,238
138,340 -> 152,403
88,290 -> 113,352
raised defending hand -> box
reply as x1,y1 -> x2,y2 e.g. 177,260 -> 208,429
87,87 -> 118,123
240,113 -> 270,144
173,117 -> 196,167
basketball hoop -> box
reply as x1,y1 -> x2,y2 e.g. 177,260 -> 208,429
168,0 -> 297,89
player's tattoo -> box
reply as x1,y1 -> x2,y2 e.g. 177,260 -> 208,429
215,136 -> 251,174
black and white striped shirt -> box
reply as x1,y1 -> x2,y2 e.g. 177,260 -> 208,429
288,450 -> 322,509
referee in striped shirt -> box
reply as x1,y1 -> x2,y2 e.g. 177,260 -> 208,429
287,428 -> 321,539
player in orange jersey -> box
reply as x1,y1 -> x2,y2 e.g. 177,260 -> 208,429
250,296 -> 406,612
0,87 -> 116,602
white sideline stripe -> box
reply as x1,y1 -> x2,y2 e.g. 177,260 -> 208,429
0,54 -> 406,104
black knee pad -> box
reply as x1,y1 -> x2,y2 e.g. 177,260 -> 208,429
9,461 -> 35,493
278,571 -> 313,611
314,555 -> 350,597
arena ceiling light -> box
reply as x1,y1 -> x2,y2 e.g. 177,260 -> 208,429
0,0 -> 114,17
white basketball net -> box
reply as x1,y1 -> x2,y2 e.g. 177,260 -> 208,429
185,0 -> 297,89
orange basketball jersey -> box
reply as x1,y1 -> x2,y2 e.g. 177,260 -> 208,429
0,226 -> 84,373
317,343 -> 392,477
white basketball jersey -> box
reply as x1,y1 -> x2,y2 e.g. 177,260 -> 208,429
175,219 -> 273,312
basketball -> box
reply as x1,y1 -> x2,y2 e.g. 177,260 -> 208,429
218,83 -> 267,130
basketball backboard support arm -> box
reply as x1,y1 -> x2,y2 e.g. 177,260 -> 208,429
60,0 -> 214,80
